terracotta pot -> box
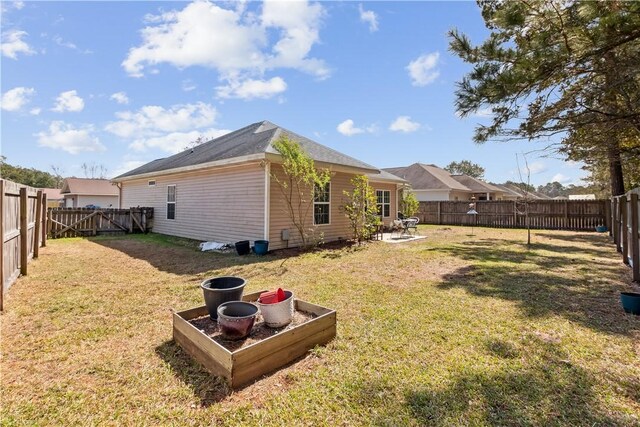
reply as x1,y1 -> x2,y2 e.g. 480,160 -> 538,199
217,301 -> 258,340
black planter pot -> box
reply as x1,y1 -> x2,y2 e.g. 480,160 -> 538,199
201,276 -> 246,320
235,240 -> 250,256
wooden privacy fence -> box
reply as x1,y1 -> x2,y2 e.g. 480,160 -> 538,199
47,207 -> 153,238
417,199 -> 609,231
1,179 -> 48,311
611,188 -> 640,282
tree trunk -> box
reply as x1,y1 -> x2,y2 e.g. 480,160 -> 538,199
608,141 -> 626,196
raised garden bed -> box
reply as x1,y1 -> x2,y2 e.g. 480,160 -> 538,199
173,290 -> 337,388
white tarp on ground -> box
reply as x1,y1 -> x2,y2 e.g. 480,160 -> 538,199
199,241 -> 233,252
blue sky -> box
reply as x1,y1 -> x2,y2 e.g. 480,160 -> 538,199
1,0 -> 586,186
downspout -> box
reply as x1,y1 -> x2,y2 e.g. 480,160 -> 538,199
115,182 -> 123,208
264,161 -> 271,240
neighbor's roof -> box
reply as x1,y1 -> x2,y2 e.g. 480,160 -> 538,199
491,183 -> 525,198
113,121 -> 382,180
61,178 -> 119,196
450,175 -> 504,194
367,169 -> 407,184
41,188 -> 63,200
383,163 -> 471,191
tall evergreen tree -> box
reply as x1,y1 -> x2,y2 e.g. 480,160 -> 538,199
449,0 -> 640,195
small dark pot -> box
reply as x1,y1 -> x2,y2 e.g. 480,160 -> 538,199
595,226 -> 608,233
217,301 -> 259,340
201,276 -> 246,320
620,292 -> 640,315
235,240 -> 250,256
254,240 -> 269,256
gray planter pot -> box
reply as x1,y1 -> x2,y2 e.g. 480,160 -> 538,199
201,276 -> 246,320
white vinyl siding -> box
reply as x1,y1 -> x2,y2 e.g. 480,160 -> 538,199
121,163 -> 265,243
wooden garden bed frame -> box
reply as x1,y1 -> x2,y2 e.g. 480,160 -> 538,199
173,290 -> 337,388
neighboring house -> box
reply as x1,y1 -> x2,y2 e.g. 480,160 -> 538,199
383,163 -> 507,201
493,183 -> 550,200
41,188 -> 64,208
490,184 -> 525,201
112,121 -> 407,250
61,178 -> 119,208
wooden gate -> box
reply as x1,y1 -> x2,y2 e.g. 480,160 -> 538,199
47,207 -> 153,238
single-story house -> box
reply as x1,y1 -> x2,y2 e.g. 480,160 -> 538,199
41,188 -> 64,208
383,163 -> 507,201
61,178 -> 120,208
112,121 -> 407,250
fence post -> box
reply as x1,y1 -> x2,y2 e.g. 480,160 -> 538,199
20,187 -> 28,275
620,195 -> 628,265
437,201 -> 441,225
605,199 -> 612,237
34,190 -> 42,258
0,180 -> 4,311
613,197 -> 621,251
630,193 -> 639,282
41,193 -> 47,247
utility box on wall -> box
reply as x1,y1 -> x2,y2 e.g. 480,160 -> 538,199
281,229 -> 290,241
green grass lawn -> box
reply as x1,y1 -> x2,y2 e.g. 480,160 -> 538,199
2,226 -> 639,426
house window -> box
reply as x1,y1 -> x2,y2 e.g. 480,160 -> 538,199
148,180 -> 156,187
376,190 -> 390,218
167,185 -> 176,220
314,182 -> 330,225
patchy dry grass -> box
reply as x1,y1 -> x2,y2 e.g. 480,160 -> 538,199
1,226 -> 639,426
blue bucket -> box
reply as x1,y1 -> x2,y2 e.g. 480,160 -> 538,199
253,240 -> 269,256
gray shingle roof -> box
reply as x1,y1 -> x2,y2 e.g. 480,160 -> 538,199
383,163 -> 471,191
114,121 -> 380,180
450,175 -> 504,193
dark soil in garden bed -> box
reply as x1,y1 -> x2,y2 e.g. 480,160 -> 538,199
189,309 -> 317,351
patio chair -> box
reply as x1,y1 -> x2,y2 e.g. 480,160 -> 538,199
390,219 -> 403,238
404,217 -> 419,236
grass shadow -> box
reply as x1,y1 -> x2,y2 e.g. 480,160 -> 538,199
436,238 -> 638,335
155,340 -> 232,406
90,233 -> 287,276
402,339 -> 635,426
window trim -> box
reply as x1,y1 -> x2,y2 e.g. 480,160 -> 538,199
376,189 -> 391,218
167,184 -> 176,220
313,181 -> 331,226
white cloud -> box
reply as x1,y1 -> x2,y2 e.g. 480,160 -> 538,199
30,107 -> 41,115
551,173 -> 572,184
129,128 -> 231,153
216,76 -> 287,100
105,102 -> 229,153
122,1 -> 329,97
389,116 -> 421,133
182,79 -> 197,92
52,35 -> 92,54
36,121 -> 105,154
52,90 -> 84,112
358,4 -> 378,32
1,30 -> 36,59
337,119 -> 364,136
110,92 -> 130,104
528,161 -> 548,174
105,102 -> 217,139
14,1 -> 25,10
1,86 -> 35,111
406,52 -> 440,86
